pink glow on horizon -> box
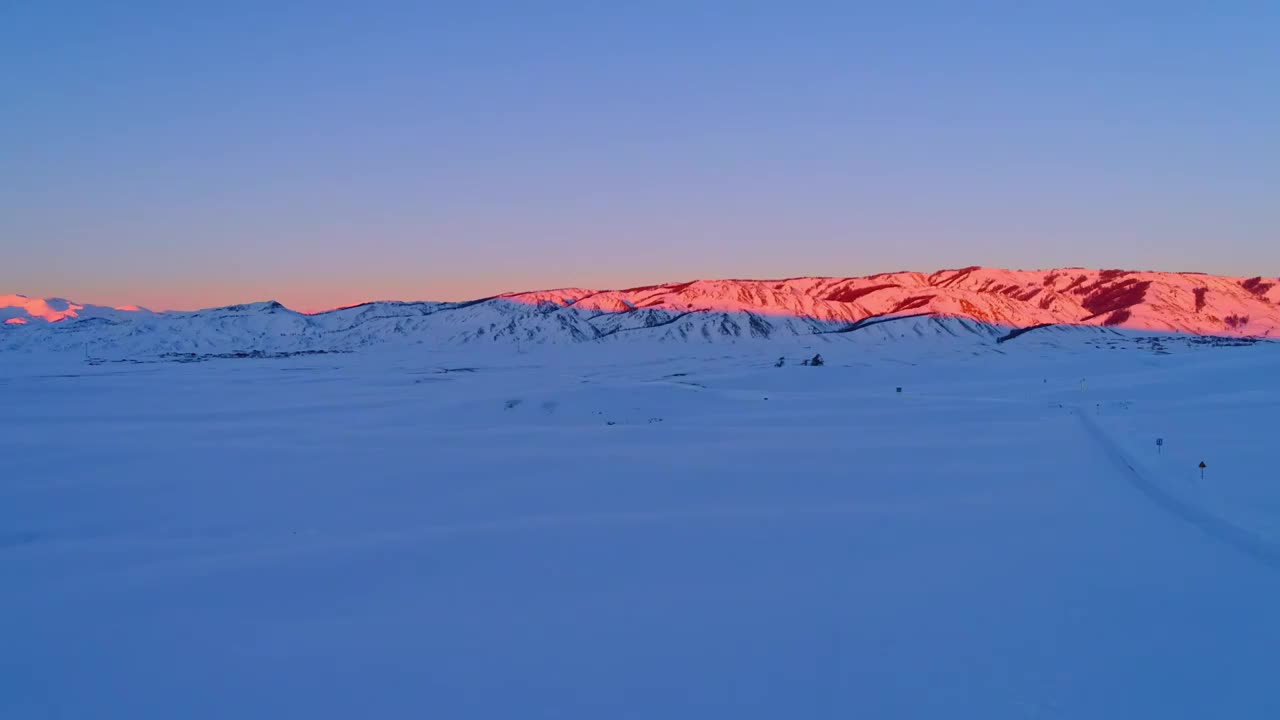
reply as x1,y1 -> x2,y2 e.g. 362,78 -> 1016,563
10,273 -> 597,315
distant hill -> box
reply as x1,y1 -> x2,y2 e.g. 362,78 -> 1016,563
4,268 -> 1278,356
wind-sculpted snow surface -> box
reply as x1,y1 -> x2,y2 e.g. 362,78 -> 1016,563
4,342 -> 1280,718
4,267 -> 1280,357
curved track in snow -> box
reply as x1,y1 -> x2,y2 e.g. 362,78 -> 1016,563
1074,408 -> 1280,571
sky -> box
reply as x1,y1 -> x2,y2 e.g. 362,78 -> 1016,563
3,1 -> 1278,312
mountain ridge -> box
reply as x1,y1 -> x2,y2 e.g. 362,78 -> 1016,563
4,267 -> 1278,356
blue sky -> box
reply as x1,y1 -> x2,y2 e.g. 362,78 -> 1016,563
3,1 -> 1277,310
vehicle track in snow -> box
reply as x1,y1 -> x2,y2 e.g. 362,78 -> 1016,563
1073,407 -> 1280,571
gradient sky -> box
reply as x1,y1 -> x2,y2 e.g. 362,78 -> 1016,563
3,2 -> 1278,311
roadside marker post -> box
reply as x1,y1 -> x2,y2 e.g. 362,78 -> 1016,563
1199,461 -> 1206,480
1156,438 -> 1163,455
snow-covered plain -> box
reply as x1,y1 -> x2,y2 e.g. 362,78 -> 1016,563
4,337 -> 1280,718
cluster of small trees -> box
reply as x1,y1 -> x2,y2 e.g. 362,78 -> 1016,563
776,354 -> 824,367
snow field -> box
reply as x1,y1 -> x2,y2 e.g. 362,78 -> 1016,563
3,343 -> 1279,718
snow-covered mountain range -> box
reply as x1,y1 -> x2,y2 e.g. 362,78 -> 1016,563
4,268 -> 1279,357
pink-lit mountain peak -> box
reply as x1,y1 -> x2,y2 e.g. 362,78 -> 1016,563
498,267 -> 1280,337
6,267 -> 1280,339
1,294 -> 86,323
0,293 -> 149,325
